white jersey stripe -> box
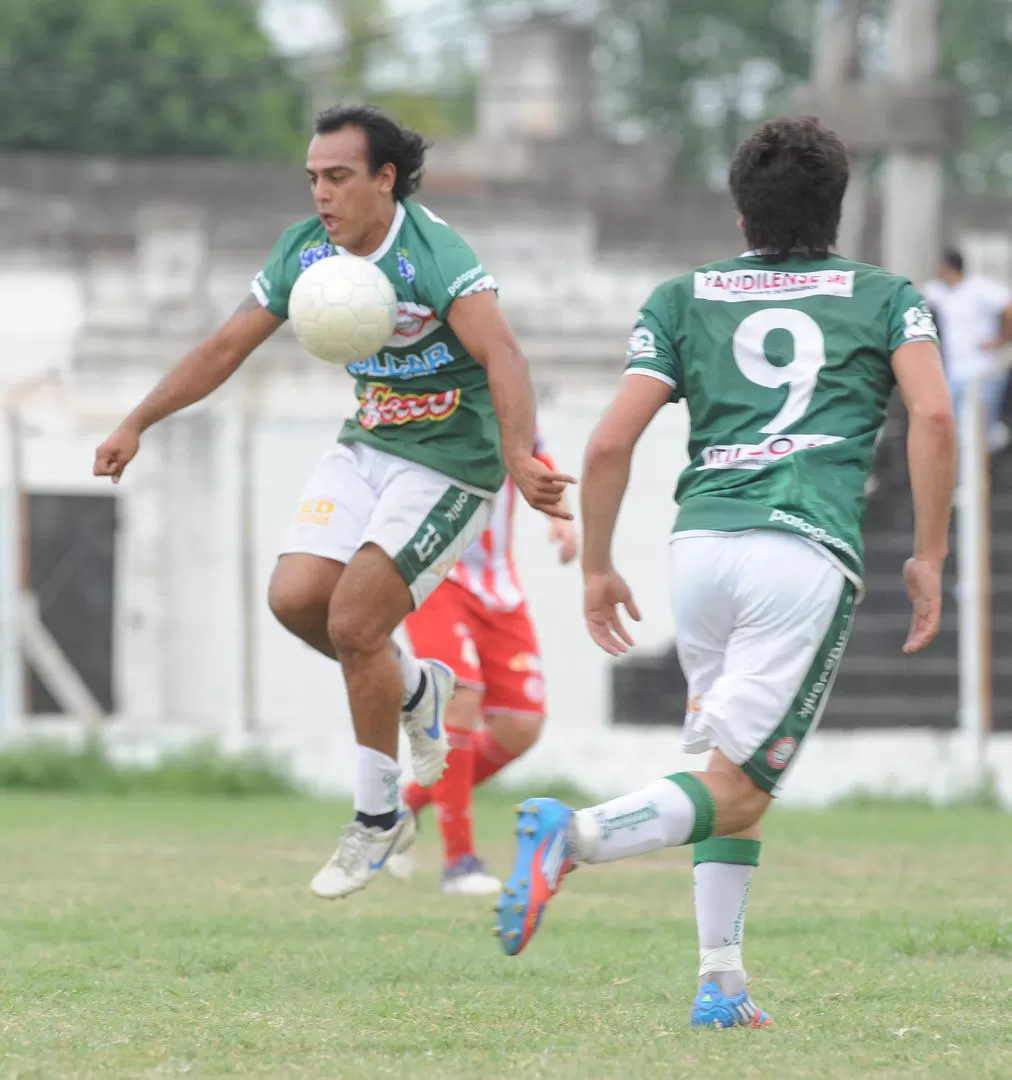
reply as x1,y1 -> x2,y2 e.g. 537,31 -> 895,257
447,432 -> 552,611
449,476 -> 524,611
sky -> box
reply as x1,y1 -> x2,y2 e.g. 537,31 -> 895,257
259,0 -> 340,55
259,0 -> 484,83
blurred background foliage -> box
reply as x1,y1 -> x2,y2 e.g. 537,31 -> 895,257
1,0 -> 1012,194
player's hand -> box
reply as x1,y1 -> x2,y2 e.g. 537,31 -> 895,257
94,426 -> 141,484
902,556 -> 943,653
548,517 -> 579,564
510,455 -> 576,521
584,568 -> 641,656
980,337 -> 1002,351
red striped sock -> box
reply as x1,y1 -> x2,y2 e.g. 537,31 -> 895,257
472,728 -> 520,787
432,726 -> 476,866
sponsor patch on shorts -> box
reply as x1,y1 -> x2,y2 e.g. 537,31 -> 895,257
766,737 -> 796,770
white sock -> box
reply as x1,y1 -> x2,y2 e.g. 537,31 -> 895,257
392,641 -> 425,708
695,861 -> 755,996
354,746 -> 401,817
570,778 -> 699,864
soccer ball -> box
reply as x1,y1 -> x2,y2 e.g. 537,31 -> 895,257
289,255 -> 398,365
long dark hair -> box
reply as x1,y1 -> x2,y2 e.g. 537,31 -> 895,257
314,104 -> 428,201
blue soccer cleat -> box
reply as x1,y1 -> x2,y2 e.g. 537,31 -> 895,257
691,981 -> 773,1029
494,798 -> 575,956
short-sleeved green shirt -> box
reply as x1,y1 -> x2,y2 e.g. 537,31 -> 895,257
251,199 -> 505,494
625,254 -> 940,588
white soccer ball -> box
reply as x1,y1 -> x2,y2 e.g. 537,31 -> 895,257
289,255 -> 398,365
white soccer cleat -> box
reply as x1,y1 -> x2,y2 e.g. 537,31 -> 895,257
441,854 -> 501,896
400,659 -> 455,787
385,848 -> 417,881
311,812 -> 417,900
385,810 -> 418,880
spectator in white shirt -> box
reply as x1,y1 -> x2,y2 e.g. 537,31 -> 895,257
923,249 -> 1012,453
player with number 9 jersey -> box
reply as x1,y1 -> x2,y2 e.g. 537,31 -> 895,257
627,253 -> 939,591
494,118 -> 956,1032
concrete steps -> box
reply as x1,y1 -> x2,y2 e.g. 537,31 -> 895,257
610,397 -> 1012,734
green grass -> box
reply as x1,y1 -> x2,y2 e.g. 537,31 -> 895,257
1,795 -> 1011,1079
0,739 -> 296,796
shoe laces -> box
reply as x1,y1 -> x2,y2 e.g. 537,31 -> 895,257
332,821 -> 372,873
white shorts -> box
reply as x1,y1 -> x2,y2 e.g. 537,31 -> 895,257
669,530 -> 855,793
282,442 -> 494,608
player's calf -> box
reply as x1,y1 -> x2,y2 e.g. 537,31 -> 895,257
697,753 -> 771,837
569,765 -> 768,866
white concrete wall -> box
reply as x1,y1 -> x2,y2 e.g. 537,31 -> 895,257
0,263 -> 83,382
1,211 -> 684,376
6,372 -> 1012,809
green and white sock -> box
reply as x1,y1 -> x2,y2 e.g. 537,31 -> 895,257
693,837 -> 761,997
570,773 -> 716,864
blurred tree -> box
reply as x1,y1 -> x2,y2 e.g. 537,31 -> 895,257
597,0 -> 814,184
938,0 -> 1012,194
599,0 -> 1012,194
317,0 -> 477,137
0,0 -> 305,158
319,0 -> 388,101
458,0 -> 812,180
370,89 -> 477,139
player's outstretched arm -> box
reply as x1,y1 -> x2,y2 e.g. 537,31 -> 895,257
581,373 -> 670,655
447,291 -> 575,519
93,297 -> 283,482
892,339 -> 957,653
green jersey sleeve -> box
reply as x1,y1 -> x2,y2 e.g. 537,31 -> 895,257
250,228 -> 308,320
623,288 -> 682,400
886,280 -> 940,354
414,208 -> 497,320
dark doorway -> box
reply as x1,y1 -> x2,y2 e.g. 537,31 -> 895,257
26,494 -> 116,715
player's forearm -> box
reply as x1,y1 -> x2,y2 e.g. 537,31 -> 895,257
120,338 -> 246,434
907,407 -> 957,566
486,344 -> 537,472
581,439 -> 632,574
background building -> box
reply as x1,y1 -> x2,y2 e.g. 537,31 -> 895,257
2,5 -> 1011,804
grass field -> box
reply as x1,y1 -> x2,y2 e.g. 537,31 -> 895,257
1,792 -> 1010,1079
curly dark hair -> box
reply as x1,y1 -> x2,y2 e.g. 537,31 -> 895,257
729,116 -> 849,262
314,104 -> 428,201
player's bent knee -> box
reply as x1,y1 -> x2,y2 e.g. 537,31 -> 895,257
706,750 -> 772,833
326,544 -> 415,659
514,715 -> 544,752
326,610 -> 387,659
486,712 -> 543,755
267,577 -> 325,634
733,782 -> 770,831
267,555 -> 341,634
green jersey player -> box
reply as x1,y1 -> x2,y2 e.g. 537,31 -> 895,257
494,117 -> 956,1028
93,106 -> 573,901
